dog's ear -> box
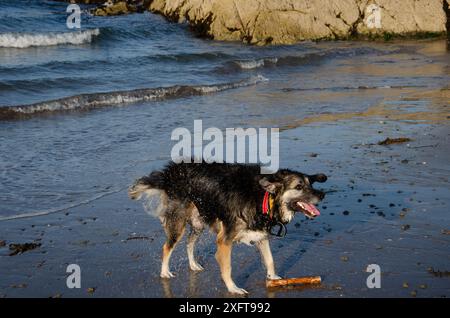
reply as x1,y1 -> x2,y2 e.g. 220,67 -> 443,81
309,173 -> 327,184
259,176 -> 282,194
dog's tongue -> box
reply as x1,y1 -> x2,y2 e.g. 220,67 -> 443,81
298,202 -> 321,216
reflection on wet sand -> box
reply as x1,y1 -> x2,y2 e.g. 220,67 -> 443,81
161,278 -> 173,298
266,283 -> 325,298
276,88 -> 450,131
161,270 -> 202,298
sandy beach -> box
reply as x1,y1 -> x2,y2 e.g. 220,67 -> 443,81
0,1 -> 449,298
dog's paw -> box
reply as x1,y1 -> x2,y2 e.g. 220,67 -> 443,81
267,274 -> 282,280
227,285 -> 248,295
189,262 -> 204,272
160,270 -> 175,279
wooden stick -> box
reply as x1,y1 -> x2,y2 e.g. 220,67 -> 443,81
266,276 -> 321,288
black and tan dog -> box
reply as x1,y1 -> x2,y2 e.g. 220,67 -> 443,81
129,161 -> 327,295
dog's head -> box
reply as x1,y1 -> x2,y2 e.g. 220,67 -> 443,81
259,169 -> 327,223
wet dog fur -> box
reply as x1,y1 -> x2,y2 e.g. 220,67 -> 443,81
129,161 -> 327,295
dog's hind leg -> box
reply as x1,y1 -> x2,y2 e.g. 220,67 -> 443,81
215,224 -> 248,295
161,204 -> 187,278
186,204 -> 204,271
187,227 -> 204,271
256,239 -> 281,280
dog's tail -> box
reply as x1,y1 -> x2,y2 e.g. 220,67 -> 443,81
128,171 -> 164,200
129,171 -> 168,218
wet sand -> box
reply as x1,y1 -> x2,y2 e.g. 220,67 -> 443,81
0,84 -> 449,298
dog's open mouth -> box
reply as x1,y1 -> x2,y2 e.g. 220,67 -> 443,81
295,202 -> 321,218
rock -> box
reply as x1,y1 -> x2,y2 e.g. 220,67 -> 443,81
93,1 -> 134,16
9,242 -> 41,256
87,287 -> 96,294
149,0 -> 448,45
56,0 -> 105,4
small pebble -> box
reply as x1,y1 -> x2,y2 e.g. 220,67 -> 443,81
401,224 -> 411,231
11,283 -> 27,288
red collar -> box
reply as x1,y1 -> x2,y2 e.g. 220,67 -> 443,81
262,191 -> 272,218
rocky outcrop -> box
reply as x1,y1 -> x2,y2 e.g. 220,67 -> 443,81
61,0 -> 149,16
63,0 -> 448,44
93,1 -> 133,16
58,0 -> 106,4
149,0 -> 448,45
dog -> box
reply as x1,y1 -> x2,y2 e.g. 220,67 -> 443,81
129,160 -> 327,295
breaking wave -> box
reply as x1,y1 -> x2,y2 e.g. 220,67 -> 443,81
0,75 -> 268,120
235,58 -> 278,69
0,29 -> 100,48
218,47 -> 392,73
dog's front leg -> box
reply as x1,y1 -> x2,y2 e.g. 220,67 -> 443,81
215,230 -> 248,295
256,239 -> 281,280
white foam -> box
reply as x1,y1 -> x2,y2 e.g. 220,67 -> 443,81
0,29 -> 100,48
236,58 -> 278,70
3,76 -> 269,117
0,187 -> 122,222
